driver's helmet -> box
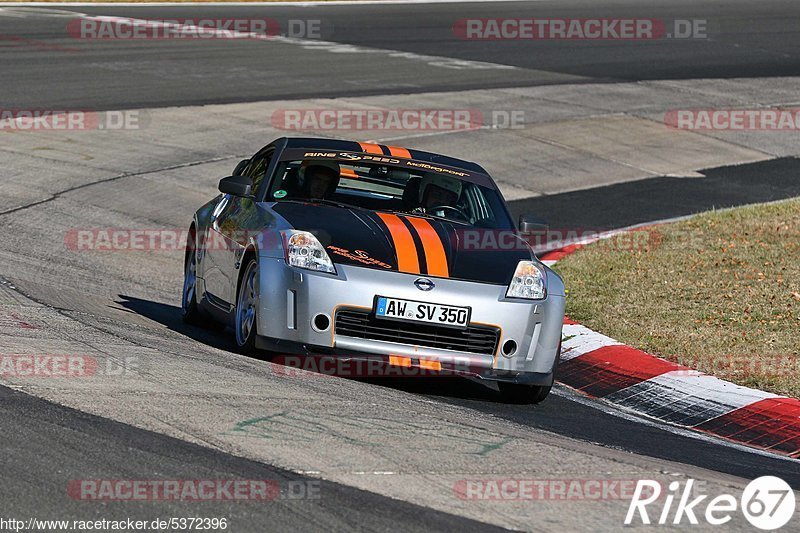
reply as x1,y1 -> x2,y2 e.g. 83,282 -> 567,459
299,160 -> 341,199
299,159 -> 340,180
418,174 -> 463,208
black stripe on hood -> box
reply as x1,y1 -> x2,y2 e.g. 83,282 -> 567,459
272,201 -> 532,284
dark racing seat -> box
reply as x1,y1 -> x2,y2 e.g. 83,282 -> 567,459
281,167 -> 302,198
402,176 -> 422,211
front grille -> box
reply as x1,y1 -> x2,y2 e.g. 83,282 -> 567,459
334,308 -> 500,356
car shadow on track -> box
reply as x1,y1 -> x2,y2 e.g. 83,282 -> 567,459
116,295 -> 239,353
116,294 -> 512,403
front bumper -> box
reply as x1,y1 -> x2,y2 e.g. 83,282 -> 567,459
255,257 -> 565,385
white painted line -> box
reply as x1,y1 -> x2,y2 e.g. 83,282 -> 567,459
70,14 -> 516,71
535,214 -> 695,256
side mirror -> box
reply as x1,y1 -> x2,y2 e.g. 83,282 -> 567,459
218,175 -> 253,197
233,159 -> 250,176
519,214 -> 548,233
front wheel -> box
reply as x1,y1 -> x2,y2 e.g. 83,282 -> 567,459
182,240 -> 204,325
235,258 -> 259,354
498,383 -> 551,405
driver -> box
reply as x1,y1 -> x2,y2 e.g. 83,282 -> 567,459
299,161 -> 340,200
412,174 -> 463,217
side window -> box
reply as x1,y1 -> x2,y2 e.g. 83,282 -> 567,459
267,162 -> 298,200
243,150 -> 274,196
463,184 -> 496,227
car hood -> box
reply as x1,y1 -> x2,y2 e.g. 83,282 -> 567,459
272,202 -> 532,285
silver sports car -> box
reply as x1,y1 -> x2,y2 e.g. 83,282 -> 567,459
182,137 -> 565,403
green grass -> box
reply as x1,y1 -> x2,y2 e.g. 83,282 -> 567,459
554,199 -> 800,397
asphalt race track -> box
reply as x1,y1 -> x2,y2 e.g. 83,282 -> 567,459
1,0 -> 800,109
2,1 -> 800,531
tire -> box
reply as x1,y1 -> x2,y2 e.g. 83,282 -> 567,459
498,383 -> 552,405
234,258 -> 259,355
181,236 -> 204,325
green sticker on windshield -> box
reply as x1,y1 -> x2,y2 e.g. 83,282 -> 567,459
274,189 -> 287,199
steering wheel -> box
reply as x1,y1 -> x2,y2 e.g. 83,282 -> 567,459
429,205 -> 470,221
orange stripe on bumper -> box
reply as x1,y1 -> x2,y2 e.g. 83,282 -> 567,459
419,359 -> 442,371
376,213 -> 420,274
358,142 -> 384,155
406,217 -> 449,277
389,355 -> 412,367
387,146 -> 412,159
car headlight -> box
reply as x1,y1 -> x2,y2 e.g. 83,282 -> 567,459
506,260 -> 547,300
282,231 -> 336,274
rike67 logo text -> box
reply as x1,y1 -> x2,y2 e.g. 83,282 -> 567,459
626,476 -> 795,530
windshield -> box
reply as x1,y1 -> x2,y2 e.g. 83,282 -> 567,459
265,159 -> 514,230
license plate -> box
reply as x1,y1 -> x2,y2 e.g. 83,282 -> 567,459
374,296 -> 470,329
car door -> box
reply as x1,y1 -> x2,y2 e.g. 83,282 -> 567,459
203,150 -> 274,309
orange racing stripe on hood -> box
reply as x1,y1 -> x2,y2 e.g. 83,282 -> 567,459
405,216 -> 450,278
358,142 -> 384,155
387,146 -> 412,159
376,213 -> 420,274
